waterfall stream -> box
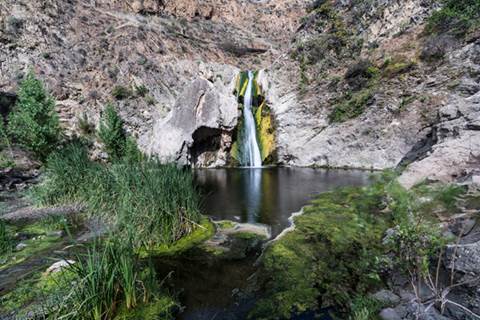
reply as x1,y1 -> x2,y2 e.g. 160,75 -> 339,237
242,71 -> 262,167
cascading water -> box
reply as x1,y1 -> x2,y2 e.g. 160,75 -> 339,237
241,71 -> 262,167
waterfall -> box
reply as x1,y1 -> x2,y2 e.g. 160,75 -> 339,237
242,71 -> 262,167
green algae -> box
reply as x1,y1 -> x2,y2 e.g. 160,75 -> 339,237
0,268 -> 76,316
0,221 -> 66,271
114,295 -> 178,320
250,181 -> 393,319
137,217 -> 215,258
254,101 -> 276,163
231,231 -> 267,241
216,220 -> 235,229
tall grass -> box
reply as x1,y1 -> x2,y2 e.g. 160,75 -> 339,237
52,235 -> 160,320
0,220 -> 13,255
32,143 -> 201,248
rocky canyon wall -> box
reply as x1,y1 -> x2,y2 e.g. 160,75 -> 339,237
1,0 -> 479,184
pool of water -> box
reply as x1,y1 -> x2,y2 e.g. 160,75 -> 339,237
195,167 -> 371,236
162,167 -> 372,319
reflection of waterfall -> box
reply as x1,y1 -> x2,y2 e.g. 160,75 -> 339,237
241,71 -> 262,167
245,168 -> 262,223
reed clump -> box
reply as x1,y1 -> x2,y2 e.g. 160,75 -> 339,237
32,142 -> 201,249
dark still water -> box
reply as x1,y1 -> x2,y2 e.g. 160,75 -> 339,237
195,167 -> 371,236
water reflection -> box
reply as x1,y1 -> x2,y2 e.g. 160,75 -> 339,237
195,167 -> 371,236
244,168 -> 262,223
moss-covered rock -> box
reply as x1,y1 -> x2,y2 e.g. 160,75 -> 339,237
137,217 -> 215,258
255,101 -> 276,163
250,181 -> 393,319
114,296 -> 178,320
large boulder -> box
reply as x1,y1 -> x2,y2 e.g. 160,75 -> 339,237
141,72 -> 239,167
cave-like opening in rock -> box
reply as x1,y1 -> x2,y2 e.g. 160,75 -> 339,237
189,126 -> 224,167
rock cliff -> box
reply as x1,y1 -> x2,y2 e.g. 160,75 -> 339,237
1,0 -> 479,183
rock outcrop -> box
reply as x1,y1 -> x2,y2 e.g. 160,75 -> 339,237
140,65 -> 239,167
0,0 -> 478,183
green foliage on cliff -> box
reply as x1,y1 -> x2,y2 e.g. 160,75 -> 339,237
7,71 -> 60,160
426,0 -> 480,37
328,88 -> 375,123
98,104 -> 127,161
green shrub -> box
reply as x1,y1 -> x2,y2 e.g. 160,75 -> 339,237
349,296 -> 383,320
135,85 -> 149,97
77,112 -> 95,136
0,120 -> 9,148
112,85 -> 133,100
426,0 -> 480,37
7,70 -> 60,160
433,184 -> 465,212
329,88 -> 375,123
98,104 -> 126,161
123,137 -> 144,163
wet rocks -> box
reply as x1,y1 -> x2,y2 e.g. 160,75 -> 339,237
14,242 -> 27,251
45,259 -> 75,274
372,290 -> 401,307
380,308 -> 402,320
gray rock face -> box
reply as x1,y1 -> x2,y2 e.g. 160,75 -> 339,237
380,308 -> 402,320
399,43 -> 480,188
141,66 -> 239,167
372,290 -> 401,307
446,241 -> 480,275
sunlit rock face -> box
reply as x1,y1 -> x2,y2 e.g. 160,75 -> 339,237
0,0 -> 478,184
140,65 -> 239,167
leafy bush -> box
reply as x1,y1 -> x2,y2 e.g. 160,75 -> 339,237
77,112 -> 95,136
123,136 -> 144,163
112,85 -> 132,100
345,59 -> 378,90
328,88 -> 375,123
0,120 -> 9,148
98,104 -> 126,161
7,71 -> 60,160
426,0 -> 480,37
33,143 -> 201,248
134,84 -> 149,97
349,296 -> 383,320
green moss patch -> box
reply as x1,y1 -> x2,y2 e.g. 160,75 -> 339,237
328,88 -> 375,123
0,268 -> 75,316
0,221 -> 66,271
255,102 -> 276,163
138,217 -> 215,258
216,220 -> 236,229
114,295 -> 178,320
251,183 -> 391,319
231,231 -> 267,241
